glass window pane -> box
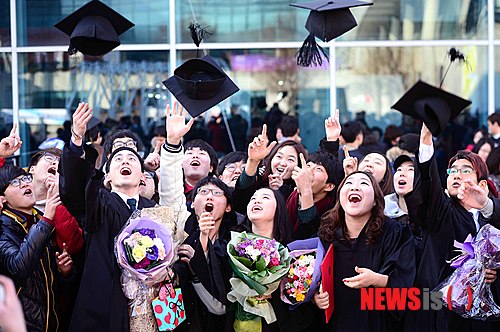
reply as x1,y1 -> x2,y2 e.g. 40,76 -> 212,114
336,46 -> 488,140
17,0 -> 169,47
176,0 -> 308,43
0,52 -> 13,142
17,50 -> 169,164
347,0 -> 487,41
177,49 -> 330,152
0,1 -> 10,46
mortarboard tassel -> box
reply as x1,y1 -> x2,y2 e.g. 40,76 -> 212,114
439,48 -> 469,88
188,22 -> 212,47
296,34 -> 329,67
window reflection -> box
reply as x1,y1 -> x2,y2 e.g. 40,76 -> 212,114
177,49 -> 330,151
17,0 -> 168,46
0,0 -> 10,46
336,46 -> 488,130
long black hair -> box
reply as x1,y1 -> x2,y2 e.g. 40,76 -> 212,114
239,188 -> 292,245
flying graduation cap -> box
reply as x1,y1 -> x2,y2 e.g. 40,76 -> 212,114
392,48 -> 471,137
54,0 -> 134,57
163,22 -> 239,117
290,0 -> 373,67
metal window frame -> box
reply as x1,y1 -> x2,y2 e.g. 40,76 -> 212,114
6,0 -> 498,135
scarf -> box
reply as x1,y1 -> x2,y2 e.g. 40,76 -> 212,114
287,189 -> 335,233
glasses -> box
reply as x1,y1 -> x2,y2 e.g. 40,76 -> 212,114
43,153 -> 59,163
144,171 -> 155,179
446,167 -> 475,175
197,187 -> 225,196
225,163 -> 245,173
113,140 -> 137,150
9,174 -> 33,187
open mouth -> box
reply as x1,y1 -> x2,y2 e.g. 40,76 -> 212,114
47,167 -> 57,175
251,205 -> 263,212
348,193 -> 362,203
205,203 -> 214,212
23,189 -> 32,196
190,160 -> 201,167
452,182 -> 461,188
276,166 -> 286,174
120,167 -> 132,175
139,180 -> 146,186
398,180 -> 407,186
231,175 -> 239,181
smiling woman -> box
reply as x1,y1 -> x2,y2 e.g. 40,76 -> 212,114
315,171 -> 415,332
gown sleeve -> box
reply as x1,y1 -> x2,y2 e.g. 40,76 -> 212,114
378,220 -> 416,289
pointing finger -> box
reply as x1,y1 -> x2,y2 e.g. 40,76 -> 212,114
299,153 -> 307,168
343,146 -> 350,159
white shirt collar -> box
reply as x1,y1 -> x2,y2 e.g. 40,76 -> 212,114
112,191 -> 140,206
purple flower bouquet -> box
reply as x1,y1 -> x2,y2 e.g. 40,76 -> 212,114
434,224 -> 500,319
280,237 -> 325,308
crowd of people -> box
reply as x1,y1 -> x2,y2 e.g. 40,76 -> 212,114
0,103 -> 499,332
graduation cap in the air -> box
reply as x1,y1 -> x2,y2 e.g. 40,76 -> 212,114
54,0 -> 134,57
290,0 -> 373,67
391,81 -> 471,137
163,55 -> 240,117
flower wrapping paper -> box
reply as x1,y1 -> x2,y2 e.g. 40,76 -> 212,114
280,237 -> 325,309
227,231 -> 291,324
434,224 -> 500,319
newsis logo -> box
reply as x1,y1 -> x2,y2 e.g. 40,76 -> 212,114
360,286 -> 473,311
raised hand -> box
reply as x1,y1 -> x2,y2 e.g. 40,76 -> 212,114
268,170 -> 285,190
343,266 -> 388,288
0,123 -> 22,158
420,122 -> 432,146
72,102 -> 93,144
342,146 -> 358,176
166,102 -> 195,145
43,183 -> 61,220
457,179 -> 489,210
248,124 -> 277,162
325,109 -> 341,141
291,153 -> 312,194
55,243 -> 73,277
144,141 -> 162,170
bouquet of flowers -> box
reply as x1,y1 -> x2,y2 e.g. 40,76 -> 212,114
123,228 -> 168,270
280,237 -> 324,308
434,224 -> 500,319
115,207 -> 187,332
227,231 -> 291,329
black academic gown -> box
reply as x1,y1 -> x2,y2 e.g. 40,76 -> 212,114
325,218 -> 415,332
404,153 -> 500,332
59,146 -> 156,332
174,214 -> 236,332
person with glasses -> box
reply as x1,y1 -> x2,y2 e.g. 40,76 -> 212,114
28,148 -> 84,330
0,164 -> 74,332
217,151 -> 247,188
59,102 -> 157,332
138,166 -> 159,203
402,123 -> 500,332
159,103 -> 238,332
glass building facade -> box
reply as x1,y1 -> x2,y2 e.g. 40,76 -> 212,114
1,0 -> 499,165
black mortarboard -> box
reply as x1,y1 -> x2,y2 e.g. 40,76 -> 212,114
86,116 -> 101,131
163,55 -> 240,117
54,0 -> 134,57
391,80 -> 471,136
290,0 -> 373,67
